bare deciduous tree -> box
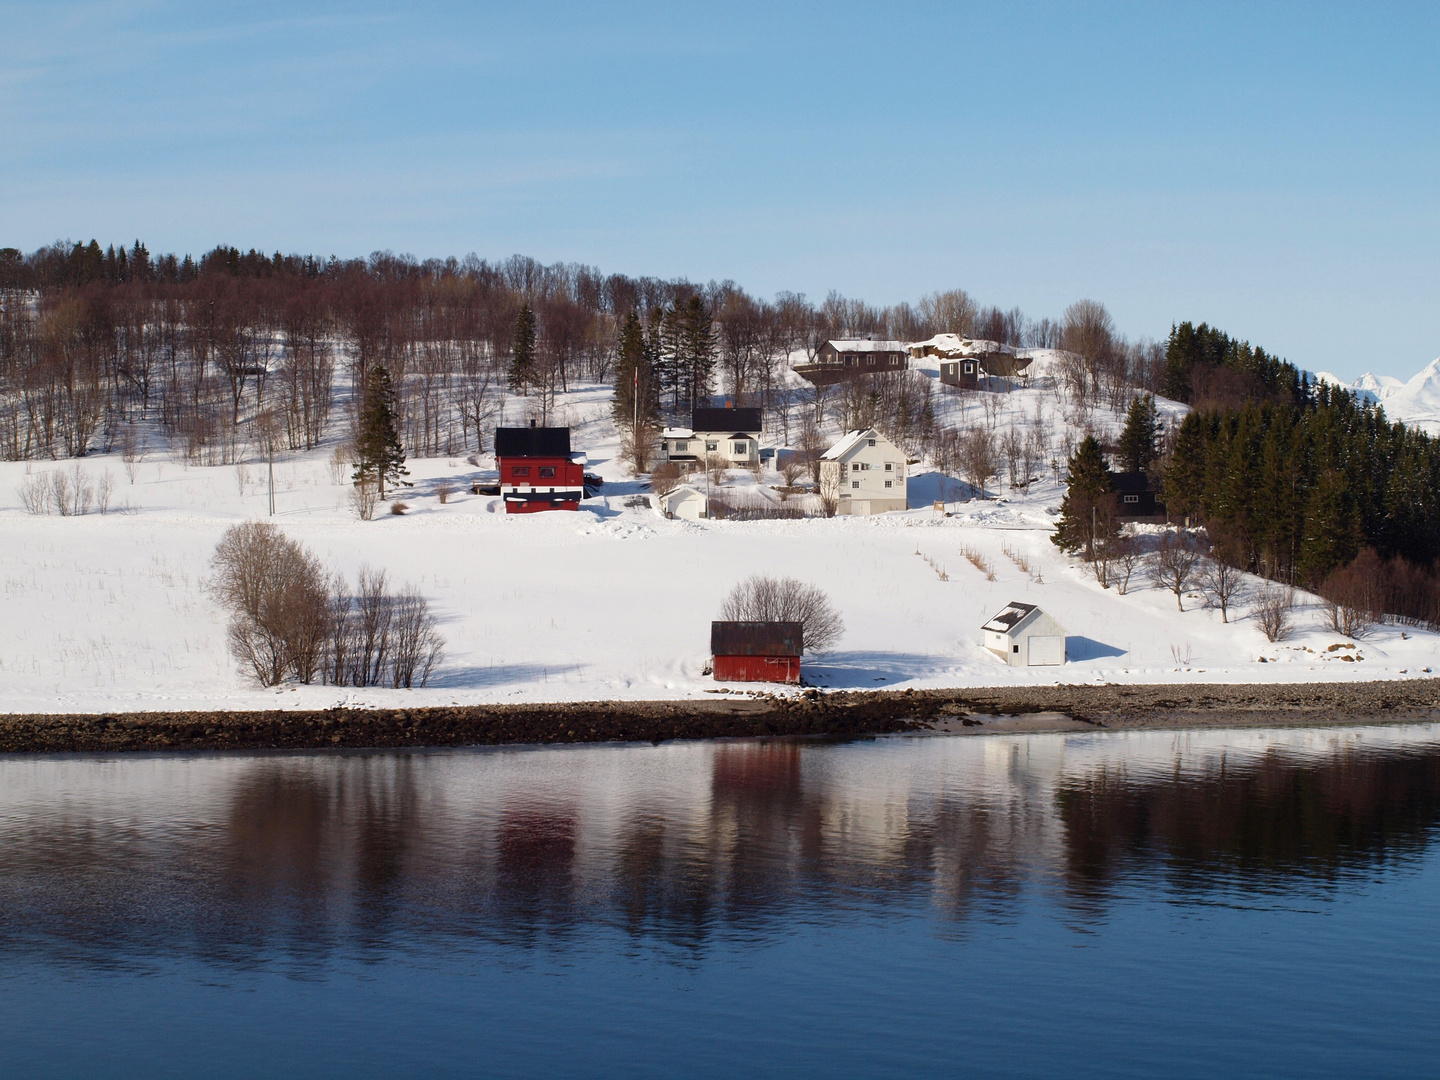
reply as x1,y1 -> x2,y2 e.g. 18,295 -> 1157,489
719,574 -> 844,653
1151,531 -> 1201,611
1198,554 -> 1248,623
1254,586 -> 1295,642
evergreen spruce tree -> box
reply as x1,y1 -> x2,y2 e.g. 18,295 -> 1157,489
1052,435 -> 1115,559
612,310 -> 660,432
1161,412 -> 1209,525
1297,467 -> 1360,585
1116,395 -> 1159,473
353,364 -> 408,500
678,295 -> 716,414
509,303 -> 537,392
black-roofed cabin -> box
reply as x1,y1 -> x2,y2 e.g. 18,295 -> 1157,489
1109,471 -> 1166,521
710,621 -> 803,684
494,423 -> 585,513
661,407 -> 762,468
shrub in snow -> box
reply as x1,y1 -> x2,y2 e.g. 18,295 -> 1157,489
719,575 -> 844,654
1254,586 -> 1295,642
210,522 -> 443,688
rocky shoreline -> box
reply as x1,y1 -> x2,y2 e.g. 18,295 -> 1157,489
2,680 -> 1439,754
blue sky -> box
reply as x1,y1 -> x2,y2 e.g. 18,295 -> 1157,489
4,1 -> 1437,378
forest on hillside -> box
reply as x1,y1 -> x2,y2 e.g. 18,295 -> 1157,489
0,239 -> 1165,469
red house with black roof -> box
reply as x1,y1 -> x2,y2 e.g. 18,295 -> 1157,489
495,423 -> 585,513
710,621 -> 803,684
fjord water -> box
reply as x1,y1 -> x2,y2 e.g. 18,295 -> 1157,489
3,727 -> 1439,1079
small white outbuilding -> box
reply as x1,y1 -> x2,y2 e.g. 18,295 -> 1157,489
982,602 -> 1067,667
657,484 -> 708,521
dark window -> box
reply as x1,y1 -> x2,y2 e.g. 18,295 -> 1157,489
539,467 -> 556,478
852,480 -> 860,490
1124,494 -> 1139,504
963,362 -> 974,373
867,439 -> 876,447
1013,644 -> 1019,654
513,466 -> 530,477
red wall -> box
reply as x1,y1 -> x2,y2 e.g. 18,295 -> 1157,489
499,454 -> 584,514
712,655 -> 801,684
499,456 -> 584,485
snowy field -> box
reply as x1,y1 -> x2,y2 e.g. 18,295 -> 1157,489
3,368 -> 1440,716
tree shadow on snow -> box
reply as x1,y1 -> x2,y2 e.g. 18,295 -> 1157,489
427,663 -> 586,689
1065,636 -> 1127,661
802,651 -> 956,689
906,471 -> 982,508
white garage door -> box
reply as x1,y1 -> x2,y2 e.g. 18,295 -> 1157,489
1027,635 -> 1065,666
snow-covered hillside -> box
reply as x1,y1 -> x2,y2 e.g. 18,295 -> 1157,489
3,369 -> 1438,715
1316,358 -> 1440,434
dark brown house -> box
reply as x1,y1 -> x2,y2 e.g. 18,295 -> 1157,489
793,340 -> 909,386
1109,471 -> 1166,521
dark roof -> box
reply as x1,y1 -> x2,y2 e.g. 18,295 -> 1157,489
494,426 -> 571,457
692,407 -> 761,434
711,621 -> 803,657
981,602 -> 1037,633
1109,471 -> 1156,493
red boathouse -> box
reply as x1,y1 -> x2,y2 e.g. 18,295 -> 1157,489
710,621 -> 803,684
495,424 -> 585,513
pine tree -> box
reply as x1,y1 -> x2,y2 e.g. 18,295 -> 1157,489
1052,435 -> 1115,558
354,365 -> 408,500
1116,395 -> 1159,473
509,303 -> 537,392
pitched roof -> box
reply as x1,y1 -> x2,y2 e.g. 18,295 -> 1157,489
494,426 -> 571,457
691,407 -> 761,434
1109,471 -> 1156,493
710,621 -> 803,657
825,339 -> 908,353
821,428 -> 893,460
981,602 -> 1039,634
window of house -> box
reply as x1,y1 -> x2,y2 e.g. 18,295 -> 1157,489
539,467 -> 556,478
884,480 -> 892,489
867,439 -> 876,447
733,442 -> 747,455
513,466 -> 530,477
963,362 -> 974,373
1013,644 -> 1019,654
851,480 -> 860,489
674,441 -> 687,452
884,463 -> 893,471
1124,494 -> 1139,504
706,441 -> 717,452
852,463 -> 860,472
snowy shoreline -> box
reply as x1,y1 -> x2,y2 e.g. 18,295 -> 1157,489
1,680 -> 1436,754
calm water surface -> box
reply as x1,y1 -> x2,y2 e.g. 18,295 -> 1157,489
3,725 -> 1440,1078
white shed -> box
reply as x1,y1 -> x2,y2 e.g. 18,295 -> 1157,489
982,602 -> 1067,667
657,484 -> 708,521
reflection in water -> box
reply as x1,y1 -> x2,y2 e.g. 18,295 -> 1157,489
2,726 -> 1439,966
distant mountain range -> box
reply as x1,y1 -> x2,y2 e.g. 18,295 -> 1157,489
1313,358 -> 1440,435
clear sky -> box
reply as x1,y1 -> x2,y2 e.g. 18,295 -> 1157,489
5,1 -> 1437,379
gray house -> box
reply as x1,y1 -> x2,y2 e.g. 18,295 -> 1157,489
982,602 -> 1067,666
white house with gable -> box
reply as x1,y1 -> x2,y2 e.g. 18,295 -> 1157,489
819,428 -> 908,515
982,602 -> 1067,667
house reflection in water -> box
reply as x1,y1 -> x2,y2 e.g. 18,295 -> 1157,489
1,727 -> 1438,966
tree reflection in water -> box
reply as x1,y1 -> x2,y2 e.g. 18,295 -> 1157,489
1,726 -> 1438,968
